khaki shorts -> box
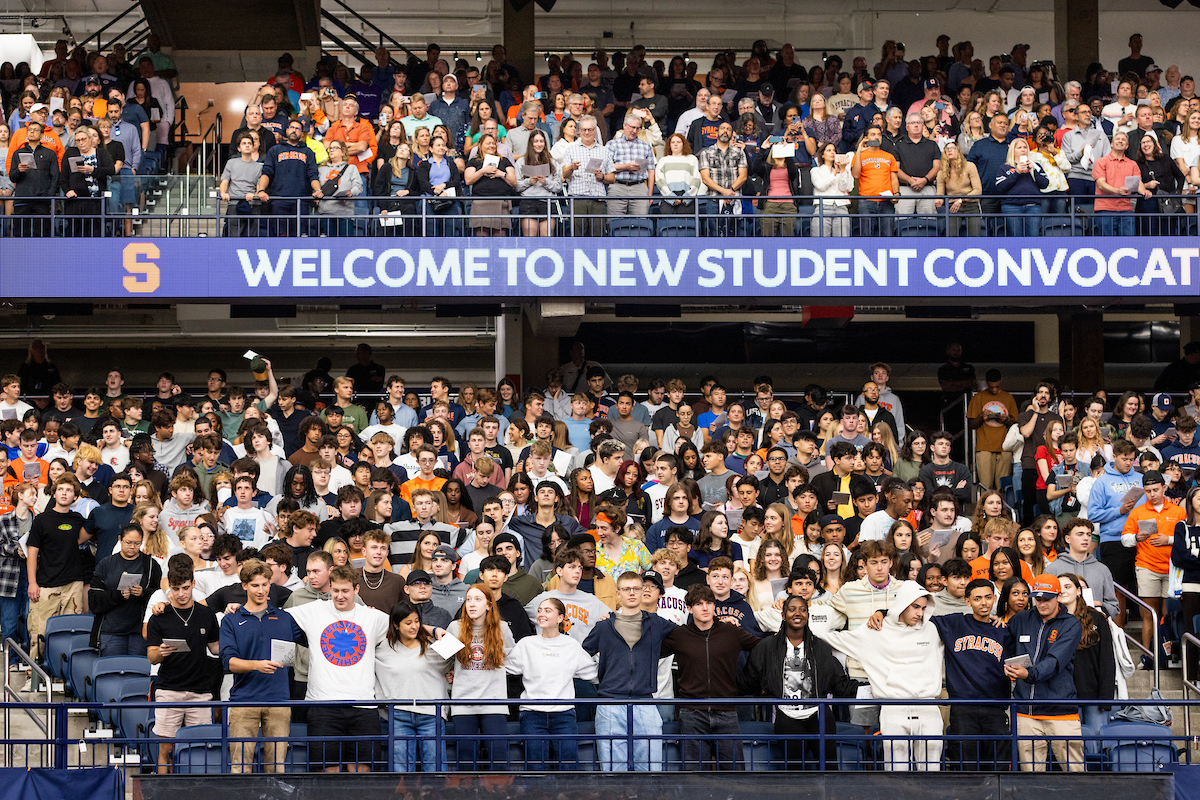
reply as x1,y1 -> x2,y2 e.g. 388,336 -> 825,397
1136,566 -> 1170,598
154,689 -> 213,738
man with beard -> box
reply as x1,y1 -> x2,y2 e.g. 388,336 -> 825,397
256,118 -> 322,236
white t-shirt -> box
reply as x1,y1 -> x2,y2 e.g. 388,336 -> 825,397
0,399 -> 33,421
100,444 -> 129,471
644,482 -> 668,524
222,506 -> 273,548
288,600 -> 390,702
1171,135 -> 1200,168
654,587 -> 688,699
857,510 -> 898,543
588,465 -> 615,495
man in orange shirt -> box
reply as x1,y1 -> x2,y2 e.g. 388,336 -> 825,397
8,104 -> 64,164
851,124 -> 899,236
1121,469 -> 1184,656
323,96 -> 377,233
399,444 -> 446,506
6,429 -> 49,490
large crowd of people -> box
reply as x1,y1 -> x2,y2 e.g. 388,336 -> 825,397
1,34 -> 1197,236
0,335 -> 1195,772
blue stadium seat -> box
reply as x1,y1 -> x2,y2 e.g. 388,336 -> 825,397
655,217 -> 698,237
1042,219 -> 1086,237
739,720 -> 780,770
172,723 -> 225,774
608,218 -> 655,237
44,614 -> 93,679
896,217 -> 939,237
661,719 -> 682,771
87,656 -> 151,722
114,676 -> 152,740
834,720 -> 876,770
1098,721 -> 1178,771
576,720 -> 597,771
66,635 -> 98,700
253,722 -> 308,773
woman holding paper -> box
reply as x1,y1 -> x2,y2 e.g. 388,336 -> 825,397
465,133 -> 517,236
89,524 -> 163,657
809,142 -> 853,237
59,123 -> 114,237
447,584 -> 514,770
655,133 -> 701,216
515,129 -> 561,237
753,143 -> 800,237
376,599 -> 454,773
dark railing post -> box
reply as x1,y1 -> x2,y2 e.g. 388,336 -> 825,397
1010,699 -> 1020,772
53,704 -> 68,769
626,702 -> 635,771
817,700 -> 826,769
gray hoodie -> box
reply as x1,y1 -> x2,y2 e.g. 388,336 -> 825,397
430,577 -> 468,618
1047,551 -> 1119,617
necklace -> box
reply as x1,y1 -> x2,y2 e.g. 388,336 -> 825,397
172,603 -> 195,627
362,569 -> 385,590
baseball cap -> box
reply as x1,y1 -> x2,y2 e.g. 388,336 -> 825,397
1154,392 -> 1173,410
442,73 -> 458,85
432,544 -> 460,561
820,514 -> 846,529
923,78 -> 939,90
406,569 -> 432,584
29,103 -> 48,113
1030,573 -> 1061,600
642,570 -> 665,593
858,80 -> 874,91
1147,64 -> 1163,74
1142,469 -> 1166,487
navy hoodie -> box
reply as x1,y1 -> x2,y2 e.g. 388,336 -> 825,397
1008,604 -> 1083,717
930,613 -> 1014,701
261,141 -> 319,199
712,589 -> 764,637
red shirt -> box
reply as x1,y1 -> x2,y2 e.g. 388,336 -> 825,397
1092,151 -> 1141,212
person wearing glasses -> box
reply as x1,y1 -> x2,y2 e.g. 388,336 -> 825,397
605,113 -> 656,218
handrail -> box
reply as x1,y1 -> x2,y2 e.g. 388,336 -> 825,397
101,16 -> 149,54
322,0 -> 417,61
1182,632 -> 1200,745
76,1 -> 142,51
2,638 -> 53,767
320,26 -> 375,70
1116,583 -> 1160,690
938,392 -> 973,472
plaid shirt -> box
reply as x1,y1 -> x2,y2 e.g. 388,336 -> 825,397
606,133 -> 656,184
698,144 -> 747,196
563,141 -> 613,197
0,512 -> 26,598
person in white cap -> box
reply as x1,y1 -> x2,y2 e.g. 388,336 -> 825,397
8,104 -> 64,163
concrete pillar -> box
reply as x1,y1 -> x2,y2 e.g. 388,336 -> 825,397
503,0 -> 536,89
495,311 -> 524,387
521,313 -> 561,390
1058,311 -> 1105,394
1054,0 -> 1098,94
1179,315 -> 1200,356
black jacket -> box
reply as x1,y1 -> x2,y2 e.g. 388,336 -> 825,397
59,146 -> 115,200
675,556 -> 708,591
373,160 -> 418,212
1072,606 -> 1116,706
810,469 -> 876,514
751,156 -> 802,209
664,619 -> 762,706
738,625 -> 859,700
9,143 -> 59,198
88,552 -> 162,641
415,156 -> 465,197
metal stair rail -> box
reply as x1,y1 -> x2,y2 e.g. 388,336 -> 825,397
320,0 -> 417,69
76,1 -> 151,60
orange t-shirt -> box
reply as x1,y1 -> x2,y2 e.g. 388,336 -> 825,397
9,127 -> 64,166
1123,501 -> 1186,574
854,149 -> 898,198
4,457 -> 48,489
970,554 -> 1034,584
323,118 -> 379,174
399,475 -> 447,507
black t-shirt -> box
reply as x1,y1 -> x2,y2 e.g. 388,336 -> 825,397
894,136 -> 942,181
28,508 -> 87,587
651,406 -> 680,432
484,444 -> 513,471
145,601 -> 220,692
205,581 -> 291,611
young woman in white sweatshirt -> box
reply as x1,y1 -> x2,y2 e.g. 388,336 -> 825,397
505,597 -> 598,769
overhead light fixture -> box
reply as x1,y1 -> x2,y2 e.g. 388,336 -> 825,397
476,51 -> 482,61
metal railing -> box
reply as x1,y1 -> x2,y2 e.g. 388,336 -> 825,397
1182,633 -> 1200,743
75,1 -> 143,52
1116,584 -> 1161,690
322,0 -> 418,62
2,638 -> 53,768
3,695 -> 1191,773
6,192 -> 1195,240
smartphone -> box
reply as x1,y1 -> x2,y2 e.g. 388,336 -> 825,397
934,102 -> 946,110
533,91 -> 546,100
767,135 -> 784,144
300,92 -> 316,102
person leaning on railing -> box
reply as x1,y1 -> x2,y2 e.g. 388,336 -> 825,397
935,140 -> 981,236
374,141 -> 418,237
415,135 -> 465,236
752,146 -> 799,237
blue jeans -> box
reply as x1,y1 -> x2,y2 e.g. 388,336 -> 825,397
452,713 -> 507,770
1081,703 -> 1110,734
0,575 -> 26,666
98,632 -> 146,657
422,199 -> 463,236
521,709 -> 578,769
1002,203 -> 1042,236
859,198 -> 895,236
1096,210 -> 1135,236
391,708 -> 444,772
595,703 -> 663,772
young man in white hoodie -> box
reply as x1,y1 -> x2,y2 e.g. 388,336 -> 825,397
816,581 -> 945,771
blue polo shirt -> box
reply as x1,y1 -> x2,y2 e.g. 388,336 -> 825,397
219,603 -> 306,702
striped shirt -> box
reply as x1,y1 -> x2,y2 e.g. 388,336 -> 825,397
606,133 -> 656,183
563,141 -> 613,197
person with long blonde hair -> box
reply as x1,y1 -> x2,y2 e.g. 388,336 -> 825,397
448,584 -> 514,770
871,422 -> 900,472
1075,417 -> 1112,464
